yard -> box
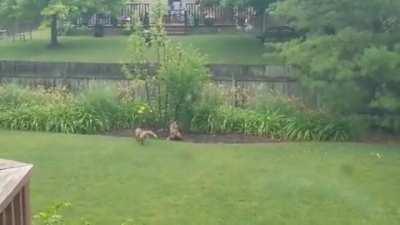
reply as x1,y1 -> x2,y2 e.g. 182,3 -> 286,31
0,30 -> 266,64
0,130 -> 399,225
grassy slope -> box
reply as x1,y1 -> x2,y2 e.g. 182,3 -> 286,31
0,31 -> 266,64
0,130 -> 399,225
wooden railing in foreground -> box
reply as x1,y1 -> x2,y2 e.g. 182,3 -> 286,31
0,160 -> 33,225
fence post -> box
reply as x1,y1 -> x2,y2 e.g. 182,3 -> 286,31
262,12 -> 267,32
184,10 -> 188,28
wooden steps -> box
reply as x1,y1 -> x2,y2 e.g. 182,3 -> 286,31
164,24 -> 188,35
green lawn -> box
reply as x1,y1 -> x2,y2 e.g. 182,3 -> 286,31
0,130 -> 399,225
0,30 -> 266,64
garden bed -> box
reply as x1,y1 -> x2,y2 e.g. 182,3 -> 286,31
107,128 -> 276,144
107,128 -> 400,144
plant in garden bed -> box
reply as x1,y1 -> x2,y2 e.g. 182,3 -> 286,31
0,83 -> 357,141
192,105 -> 354,141
282,112 -> 353,141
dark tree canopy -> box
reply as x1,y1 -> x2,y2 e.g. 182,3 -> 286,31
223,0 -> 277,12
0,0 -> 125,46
271,0 -> 400,131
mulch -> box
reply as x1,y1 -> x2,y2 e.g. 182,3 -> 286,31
106,129 -> 276,144
106,129 -> 400,145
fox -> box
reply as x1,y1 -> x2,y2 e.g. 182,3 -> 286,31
167,121 -> 183,141
134,128 -> 158,145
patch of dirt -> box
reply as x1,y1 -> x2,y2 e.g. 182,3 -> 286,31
106,129 -> 276,144
358,132 -> 400,145
176,133 -> 276,144
107,129 -> 400,144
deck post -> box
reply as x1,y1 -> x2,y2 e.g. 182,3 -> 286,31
0,159 -> 33,225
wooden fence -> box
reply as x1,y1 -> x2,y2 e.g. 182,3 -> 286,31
0,60 -> 300,100
0,160 -> 33,225
122,3 -> 150,19
0,21 -> 37,41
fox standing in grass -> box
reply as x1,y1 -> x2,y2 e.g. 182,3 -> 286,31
167,121 -> 183,141
135,128 -> 158,145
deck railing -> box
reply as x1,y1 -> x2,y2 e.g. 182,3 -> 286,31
0,160 -> 33,225
83,3 -> 256,27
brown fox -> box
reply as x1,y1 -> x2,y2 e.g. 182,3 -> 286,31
167,121 -> 183,141
135,128 -> 158,145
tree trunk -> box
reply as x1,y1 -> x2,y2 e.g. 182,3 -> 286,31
50,15 -> 58,47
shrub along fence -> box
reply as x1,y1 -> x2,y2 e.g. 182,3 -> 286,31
0,61 -> 358,141
0,84 -> 355,141
0,60 -> 300,100
0,61 -> 392,138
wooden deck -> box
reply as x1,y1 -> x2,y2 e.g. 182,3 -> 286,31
0,159 -> 33,225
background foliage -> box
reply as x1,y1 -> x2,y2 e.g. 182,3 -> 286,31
270,0 -> 400,133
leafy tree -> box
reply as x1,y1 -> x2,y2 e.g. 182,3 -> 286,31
0,0 -> 41,27
73,0 -> 124,20
41,0 -> 126,44
0,0 -> 79,46
70,0 -> 125,37
1,0 -> 124,46
271,0 -> 400,132
221,0 -> 278,14
41,1 -> 74,47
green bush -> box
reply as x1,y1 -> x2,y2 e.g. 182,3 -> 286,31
124,17 -> 209,128
191,84 -> 225,132
367,115 -> 400,134
158,42 -> 209,128
0,84 -> 357,141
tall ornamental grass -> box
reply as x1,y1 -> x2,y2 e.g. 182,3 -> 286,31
0,85 -> 152,134
191,85 -> 357,141
191,105 -> 354,141
0,84 -> 358,141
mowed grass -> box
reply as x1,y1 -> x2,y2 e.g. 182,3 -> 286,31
0,131 -> 399,225
0,30 -> 266,64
